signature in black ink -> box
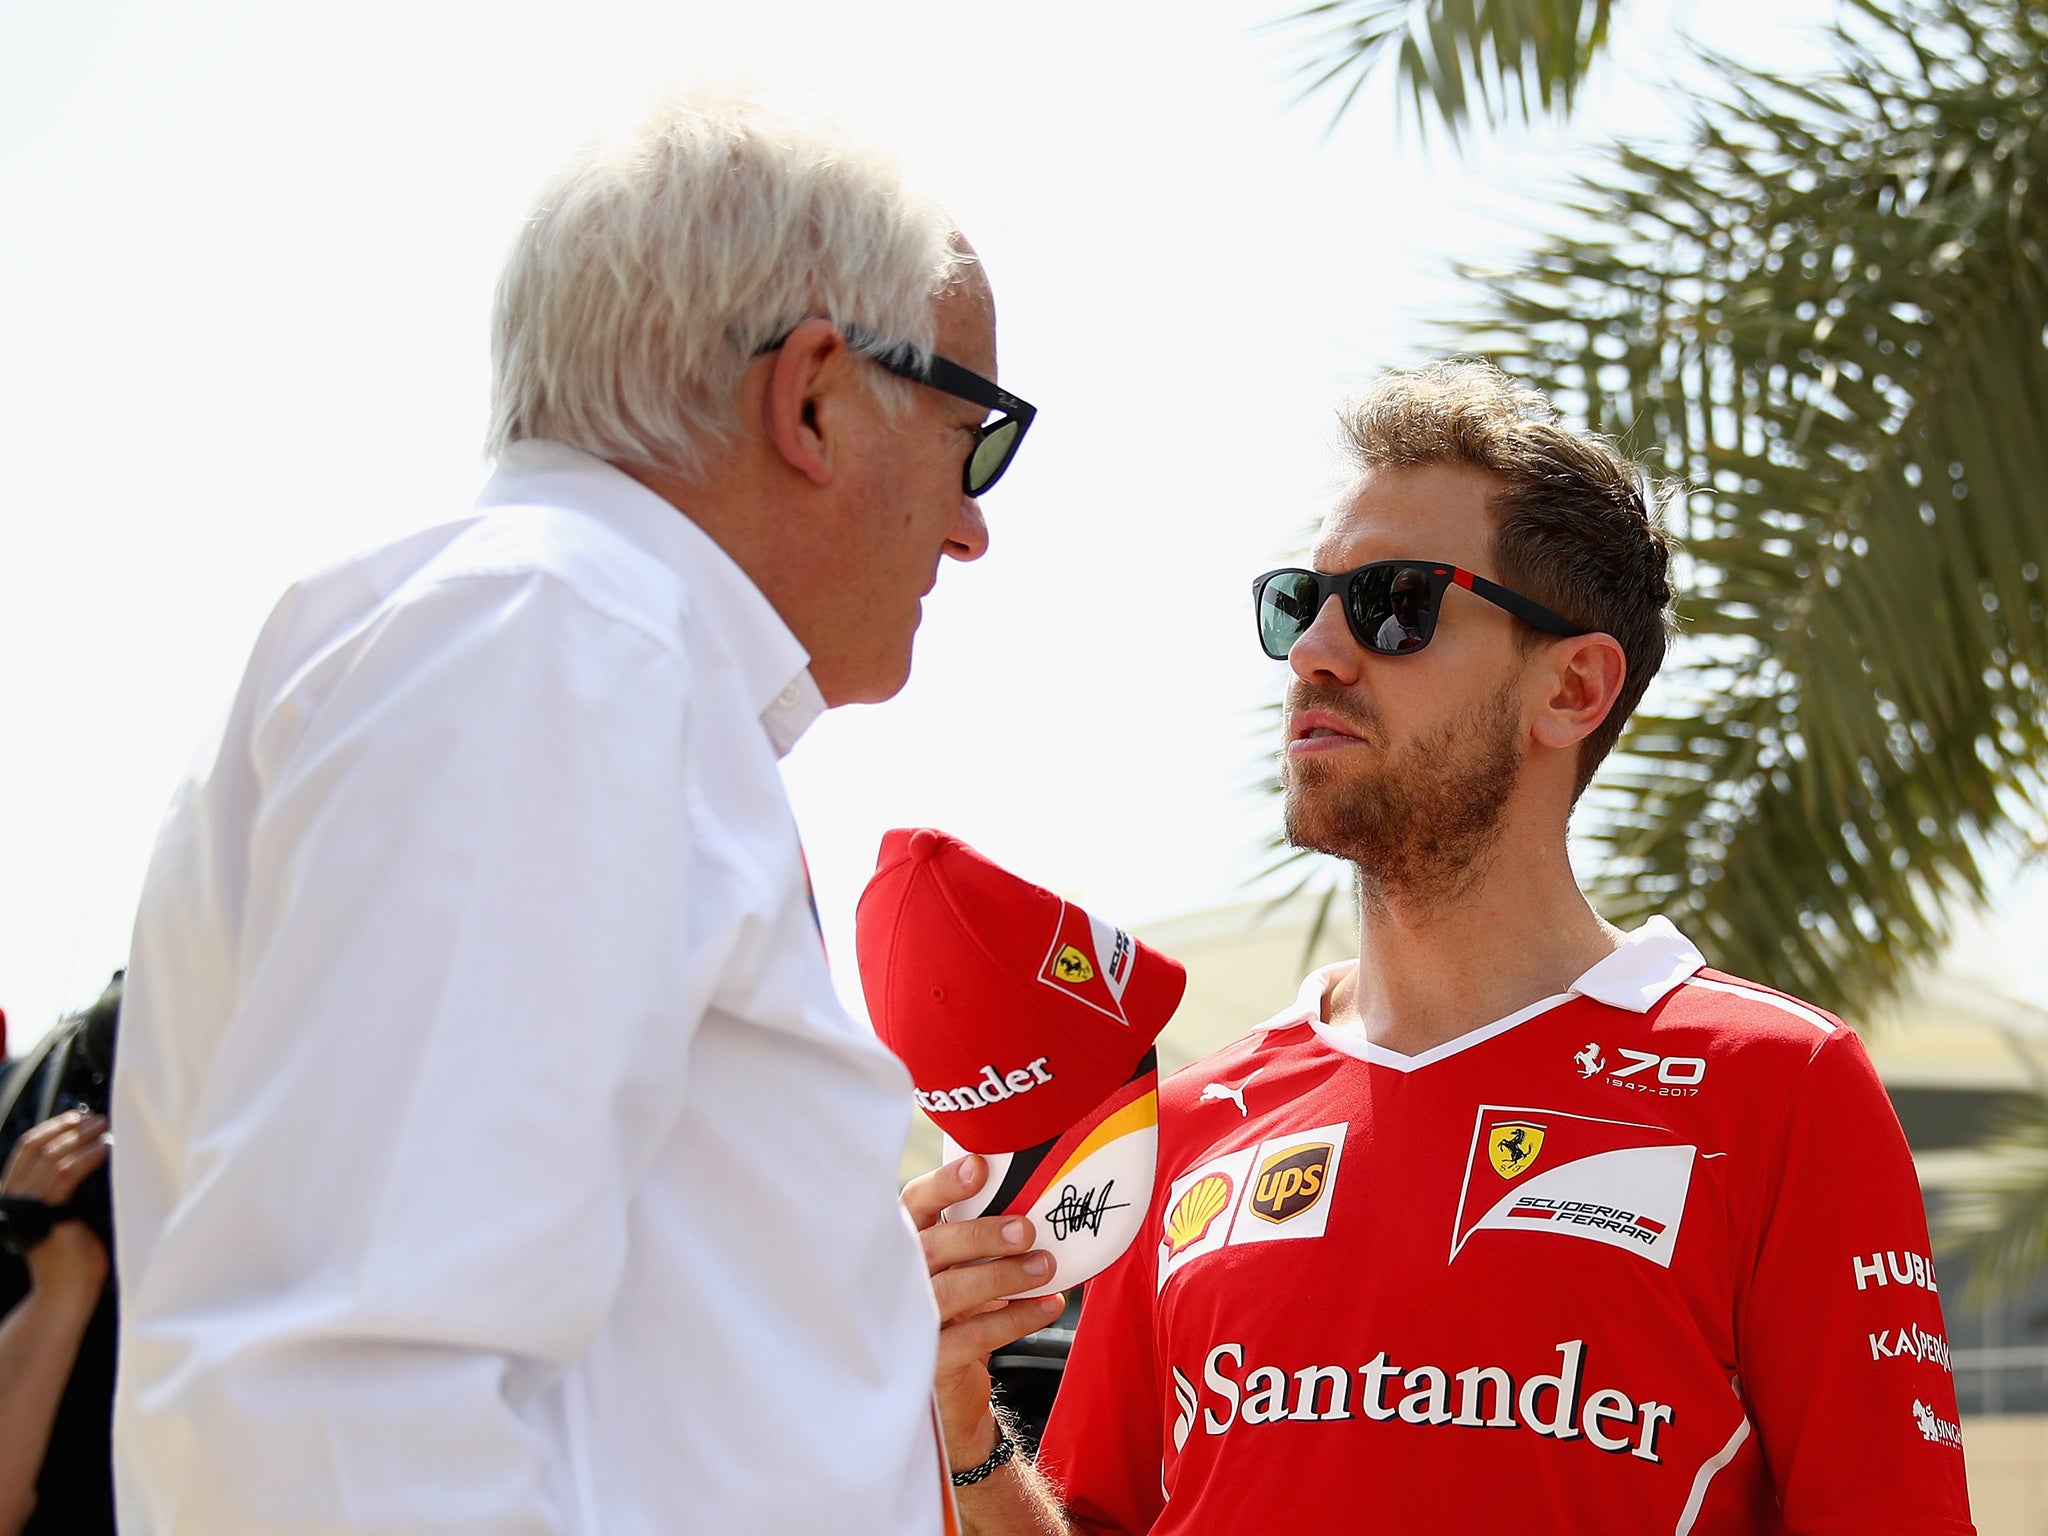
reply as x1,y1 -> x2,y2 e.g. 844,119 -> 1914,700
1045,1180 -> 1132,1241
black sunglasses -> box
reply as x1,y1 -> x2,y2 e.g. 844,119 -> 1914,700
1252,560 -> 1587,660
757,321 -> 1035,496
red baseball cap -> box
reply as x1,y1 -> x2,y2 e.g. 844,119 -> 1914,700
857,828 -> 1188,1295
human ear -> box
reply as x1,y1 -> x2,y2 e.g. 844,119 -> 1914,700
1531,633 -> 1628,750
761,317 -> 844,488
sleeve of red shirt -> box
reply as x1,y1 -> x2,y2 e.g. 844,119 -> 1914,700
1735,1024 -> 1975,1535
1034,1241 -> 1167,1536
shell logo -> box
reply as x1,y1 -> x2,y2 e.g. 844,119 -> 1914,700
1164,1173 -> 1235,1256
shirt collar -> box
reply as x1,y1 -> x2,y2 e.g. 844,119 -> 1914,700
1266,915 -> 1709,1036
1568,916 -> 1707,1012
476,440 -> 826,757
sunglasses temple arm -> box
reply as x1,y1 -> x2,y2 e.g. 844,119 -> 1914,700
1464,571 -> 1585,636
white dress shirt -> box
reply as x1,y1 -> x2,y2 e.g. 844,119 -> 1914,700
113,440 -> 945,1535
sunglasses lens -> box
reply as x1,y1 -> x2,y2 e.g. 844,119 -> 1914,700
1349,564 -> 1438,655
1257,571 -> 1323,658
967,418 -> 1021,495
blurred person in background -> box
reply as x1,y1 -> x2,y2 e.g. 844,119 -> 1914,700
0,1111 -> 112,1536
0,975 -> 122,1536
112,93 -> 1031,1536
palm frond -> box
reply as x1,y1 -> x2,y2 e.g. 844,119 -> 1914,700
1270,0 -> 1620,142
1933,1090 -> 2048,1309
1445,0 -> 2048,1014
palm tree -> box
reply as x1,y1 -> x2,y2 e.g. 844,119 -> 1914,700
1461,0 -> 2048,1011
1277,0 -> 1621,141
1270,0 -> 2048,1009
1268,0 -> 2048,1287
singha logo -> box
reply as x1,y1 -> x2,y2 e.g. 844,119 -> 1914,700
1912,1399 -> 1964,1448
1575,1042 -> 1606,1079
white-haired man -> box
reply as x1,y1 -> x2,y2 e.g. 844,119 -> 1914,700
112,98 -> 1030,1535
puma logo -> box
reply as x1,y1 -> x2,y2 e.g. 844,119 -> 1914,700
1199,1070 -> 1262,1118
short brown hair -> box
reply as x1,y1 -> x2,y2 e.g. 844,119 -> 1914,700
1340,359 -> 1678,798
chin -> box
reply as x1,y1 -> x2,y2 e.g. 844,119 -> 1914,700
1280,788 -> 1345,861
839,651 -> 916,706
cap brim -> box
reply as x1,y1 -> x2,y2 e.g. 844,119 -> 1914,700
940,1051 -> 1159,1297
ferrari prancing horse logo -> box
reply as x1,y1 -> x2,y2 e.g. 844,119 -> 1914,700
1051,945 -> 1096,984
1489,1122 -> 1545,1179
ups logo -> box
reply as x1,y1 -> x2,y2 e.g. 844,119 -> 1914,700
1250,1143 -> 1333,1224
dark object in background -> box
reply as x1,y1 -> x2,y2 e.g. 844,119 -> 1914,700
1,970 -> 121,1149
0,975 -> 118,1259
0,971 -> 122,1536
989,1287 -> 1081,1455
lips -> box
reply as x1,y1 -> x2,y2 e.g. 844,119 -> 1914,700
1287,709 -> 1368,745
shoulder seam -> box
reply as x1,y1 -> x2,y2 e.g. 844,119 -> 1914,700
1677,975 -> 1837,1036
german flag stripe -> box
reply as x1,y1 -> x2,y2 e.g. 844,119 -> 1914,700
1004,1061 -> 1158,1218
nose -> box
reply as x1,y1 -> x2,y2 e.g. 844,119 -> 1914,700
945,493 -> 990,562
1288,591 -> 1363,687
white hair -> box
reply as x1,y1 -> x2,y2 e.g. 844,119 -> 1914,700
486,93 -> 967,478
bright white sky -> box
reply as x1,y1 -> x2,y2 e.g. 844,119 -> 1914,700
4,0 -> 2042,1050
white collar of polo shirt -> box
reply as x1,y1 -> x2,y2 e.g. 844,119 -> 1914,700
477,440 -> 826,758
1252,916 -> 1709,1073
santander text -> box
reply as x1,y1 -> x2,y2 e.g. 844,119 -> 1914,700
913,1058 -> 1054,1115
1187,1339 -> 1673,1463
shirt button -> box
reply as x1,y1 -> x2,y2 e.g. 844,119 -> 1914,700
777,684 -> 801,708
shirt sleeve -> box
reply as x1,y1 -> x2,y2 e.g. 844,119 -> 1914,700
116,572 -> 718,1535
1735,1026 -> 1975,1535
1035,1239 -> 1168,1536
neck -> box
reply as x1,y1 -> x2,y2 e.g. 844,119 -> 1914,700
1327,819 -> 1621,1056
621,455 -> 828,668
624,460 -> 774,581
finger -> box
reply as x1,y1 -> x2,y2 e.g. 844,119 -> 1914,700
25,1110 -> 86,1141
903,1153 -> 985,1231
45,1138 -> 112,1203
35,1114 -> 96,1146
46,1116 -> 108,1159
920,1212 -> 1035,1277
22,1111 -> 99,1157
1,1114 -> 74,1186
4,1113 -> 108,1199
937,1294 -> 1066,1372
932,1249 -> 1056,1323
33,1120 -> 107,1183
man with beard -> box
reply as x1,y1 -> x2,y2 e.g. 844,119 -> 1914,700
908,362 -> 1974,1534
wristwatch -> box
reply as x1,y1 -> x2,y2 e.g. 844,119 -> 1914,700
950,1423 -> 1018,1487
0,1195 -> 65,1259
